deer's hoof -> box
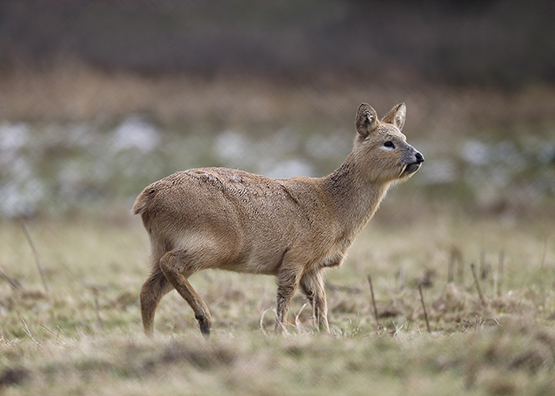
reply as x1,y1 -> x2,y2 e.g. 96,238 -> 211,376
196,315 -> 211,338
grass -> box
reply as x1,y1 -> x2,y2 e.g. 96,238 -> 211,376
0,206 -> 554,395
1,62 -> 554,394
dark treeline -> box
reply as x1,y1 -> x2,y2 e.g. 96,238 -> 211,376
1,0 -> 554,88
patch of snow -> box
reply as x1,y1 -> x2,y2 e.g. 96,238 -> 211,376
112,116 -> 160,153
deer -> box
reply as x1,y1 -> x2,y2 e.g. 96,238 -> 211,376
133,102 -> 424,337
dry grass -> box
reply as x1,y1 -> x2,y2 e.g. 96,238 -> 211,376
2,61 -> 554,394
0,208 -> 554,395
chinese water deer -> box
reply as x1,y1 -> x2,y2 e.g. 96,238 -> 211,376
134,102 -> 424,337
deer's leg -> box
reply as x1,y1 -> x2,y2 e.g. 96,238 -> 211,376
275,266 -> 304,334
140,266 -> 174,336
159,250 -> 212,337
299,269 -> 330,332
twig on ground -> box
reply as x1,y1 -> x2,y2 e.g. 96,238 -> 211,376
453,247 -> 464,285
480,249 -> 489,280
57,326 -> 70,341
498,250 -> 504,298
78,280 -> 109,331
448,249 -> 455,283
21,223 -> 49,296
418,284 -> 431,334
367,274 -> 380,328
540,238 -> 547,270
39,324 -> 69,342
259,308 -> 274,335
21,319 -> 39,344
0,265 -> 21,291
93,291 -> 103,330
294,303 -> 310,334
471,263 -> 486,306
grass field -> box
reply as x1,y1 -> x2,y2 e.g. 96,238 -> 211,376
1,52 -> 554,395
0,205 -> 554,395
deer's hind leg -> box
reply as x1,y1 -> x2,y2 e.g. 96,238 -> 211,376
140,266 -> 173,336
159,250 -> 212,337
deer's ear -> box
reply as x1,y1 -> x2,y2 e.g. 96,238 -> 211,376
355,103 -> 378,138
381,103 -> 406,131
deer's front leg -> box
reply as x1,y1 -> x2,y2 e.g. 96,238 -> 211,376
275,266 -> 303,334
300,269 -> 329,332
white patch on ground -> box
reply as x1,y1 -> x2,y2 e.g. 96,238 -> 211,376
112,115 -> 160,153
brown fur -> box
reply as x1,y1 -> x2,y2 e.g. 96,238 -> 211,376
133,102 -> 423,336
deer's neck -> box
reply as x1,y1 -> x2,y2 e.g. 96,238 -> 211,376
322,153 -> 390,237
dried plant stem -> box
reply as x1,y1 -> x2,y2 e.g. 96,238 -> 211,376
418,284 -> 431,334
448,249 -> 455,283
259,308 -> 274,335
294,303 -> 310,334
39,324 -> 68,342
540,238 -> 547,269
0,264 -> 21,291
471,263 -> 486,306
454,248 -> 465,284
367,275 -> 380,328
498,250 -> 504,297
21,319 -> 39,344
93,291 -> 103,330
480,249 -> 488,280
79,281 -> 107,331
21,223 -> 49,296
493,272 -> 498,300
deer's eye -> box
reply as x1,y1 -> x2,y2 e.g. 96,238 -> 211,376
383,141 -> 395,149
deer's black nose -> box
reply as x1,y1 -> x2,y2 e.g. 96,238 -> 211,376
415,152 -> 424,163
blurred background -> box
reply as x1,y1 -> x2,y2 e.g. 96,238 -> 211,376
1,0 -> 554,221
